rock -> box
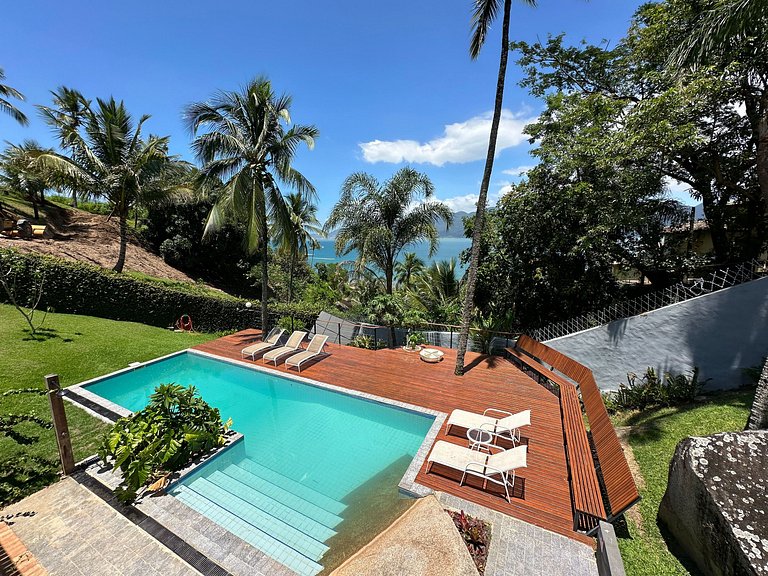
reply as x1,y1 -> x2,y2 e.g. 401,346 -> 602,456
659,430 -> 768,576
331,495 -> 479,576
16,219 -> 32,239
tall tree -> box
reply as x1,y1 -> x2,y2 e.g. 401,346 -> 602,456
324,167 -> 452,295
185,78 -> 318,332
455,0 -> 537,375
33,97 -> 181,272
37,87 -> 91,207
0,68 -> 27,128
669,0 -> 768,211
274,192 -> 322,304
0,141 -> 52,220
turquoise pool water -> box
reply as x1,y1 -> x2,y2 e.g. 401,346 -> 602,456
84,351 -> 435,575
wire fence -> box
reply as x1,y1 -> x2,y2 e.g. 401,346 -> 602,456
529,258 -> 768,342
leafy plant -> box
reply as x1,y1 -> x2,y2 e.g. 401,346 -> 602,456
405,331 -> 426,349
448,510 -> 491,574
604,366 -> 703,413
98,383 -> 230,503
348,334 -> 386,350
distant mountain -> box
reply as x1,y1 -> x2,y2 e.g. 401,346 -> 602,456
442,211 -> 471,238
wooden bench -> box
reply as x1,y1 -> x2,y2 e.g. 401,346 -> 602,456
559,381 -> 606,531
505,346 -> 573,392
512,335 -> 641,534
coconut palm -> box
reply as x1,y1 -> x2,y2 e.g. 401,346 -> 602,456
410,258 -> 462,323
0,141 -> 52,219
274,192 -> 323,304
0,68 -> 27,127
32,97 -> 181,272
37,87 -> 91,207
394,252 -> 425,289
325,168 -> 452,296
185,78 -> 318,332
455,0 -> 537,375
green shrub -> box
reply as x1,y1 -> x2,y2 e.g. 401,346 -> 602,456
98,383 -> 230,503
349,334 -> 387,350
604,367 -> 703,413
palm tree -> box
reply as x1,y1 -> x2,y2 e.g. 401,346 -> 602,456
274,192 -> 323,304
185,78 -> 318,333
395,252 -> 425,289
0,68 -> 27,128
410,258 -> 462,323
455,0 -> 537,375
325,167 -> 452,296
37,87 -> 91,207
0,141 -> 51,219
33,97 -> 181,272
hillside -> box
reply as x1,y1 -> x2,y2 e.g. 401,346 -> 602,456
0,197 -> 195,283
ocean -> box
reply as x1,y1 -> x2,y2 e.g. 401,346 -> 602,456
309,237 -> 472,270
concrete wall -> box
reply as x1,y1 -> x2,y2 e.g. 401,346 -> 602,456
546,276 -> 768,391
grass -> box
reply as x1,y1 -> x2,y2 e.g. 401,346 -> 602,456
0,303 -> 217,506
612,389 -> 755,575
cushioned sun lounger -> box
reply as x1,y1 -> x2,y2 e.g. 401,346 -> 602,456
262,330 -> 308,366
241,328 -> 285,360
446,408 -> 531,445
285,334 -> 329,372
427,441 -> 527,502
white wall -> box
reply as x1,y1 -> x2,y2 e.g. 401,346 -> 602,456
547,276 -> 768,391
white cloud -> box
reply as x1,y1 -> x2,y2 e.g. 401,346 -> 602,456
359,109 -> 536,166
501,165 -> 535,177
438,181 -> 513,213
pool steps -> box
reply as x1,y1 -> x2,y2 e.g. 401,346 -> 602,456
172,456 -> 347,576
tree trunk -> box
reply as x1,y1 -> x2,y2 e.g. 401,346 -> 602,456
455,0 -> 512,376
385,265 -> 394,295
72,188 -> 78,208
32,199 -> 39,220
113,212 -> 128,272
288,248 -> 295,304
260,225 -> 269,334
757,92 -> 768,212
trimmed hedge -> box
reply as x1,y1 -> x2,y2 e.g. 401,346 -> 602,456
0,249 -> 318,333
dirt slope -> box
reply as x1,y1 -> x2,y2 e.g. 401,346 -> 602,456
0,200 -> 195,282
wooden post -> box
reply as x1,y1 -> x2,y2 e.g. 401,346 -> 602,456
45,374 -> 75,475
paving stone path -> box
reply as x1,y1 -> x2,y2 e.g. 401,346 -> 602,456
1,477 -> 200,576
437,492 -> 599,576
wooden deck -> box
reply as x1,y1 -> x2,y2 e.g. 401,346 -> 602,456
194,330 -> 592,545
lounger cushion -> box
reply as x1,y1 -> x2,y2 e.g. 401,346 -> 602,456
285,349 -> 316,366
263,346 -> 299,362
488,445 -> 527,469
446,408 -> 530,434
428,440 -> 488,470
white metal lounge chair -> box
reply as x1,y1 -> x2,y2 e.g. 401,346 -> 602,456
262,331 -> 308,366
446,408 -> 531,445
285,334 -> 329,372
240,328 -> 285,360
427,441 -> 527,502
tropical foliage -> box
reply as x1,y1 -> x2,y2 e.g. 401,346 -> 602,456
32,96 -> 189,272
325,167 -> 452,295
0,141 -> 53,219
98,383 -> 230,503
0,68 -> 27,128
185,77 -> 318,332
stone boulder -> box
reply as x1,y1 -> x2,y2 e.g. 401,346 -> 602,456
659,431 -> 768,576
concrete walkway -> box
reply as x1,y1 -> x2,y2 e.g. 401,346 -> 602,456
1,477 -> 200,576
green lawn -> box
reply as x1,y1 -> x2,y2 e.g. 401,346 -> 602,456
0,303 -> 217,506
613,390 -> 755,575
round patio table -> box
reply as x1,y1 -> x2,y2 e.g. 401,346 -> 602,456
467,427 -> 494,453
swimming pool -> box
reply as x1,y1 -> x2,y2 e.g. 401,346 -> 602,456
81,351 -> 437,575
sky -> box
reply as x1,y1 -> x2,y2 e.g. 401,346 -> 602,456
0,0 -> 696,222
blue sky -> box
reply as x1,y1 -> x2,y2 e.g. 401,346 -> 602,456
0,0 -> 693,221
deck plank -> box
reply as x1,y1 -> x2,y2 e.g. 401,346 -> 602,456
193,330 -> 592,546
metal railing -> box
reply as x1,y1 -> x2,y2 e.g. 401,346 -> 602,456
530,259 -> 767,342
